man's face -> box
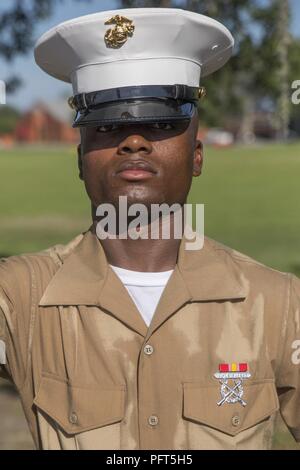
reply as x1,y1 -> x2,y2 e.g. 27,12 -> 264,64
78,109 -> 203,212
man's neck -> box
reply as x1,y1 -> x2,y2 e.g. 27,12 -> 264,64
91,214 -> 183,272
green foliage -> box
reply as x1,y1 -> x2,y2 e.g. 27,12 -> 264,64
0,0 -> 53,61
0,0 -> 56,92
118,0 -> 298,132
0,105 -> 20,135
0,0 -> 90,92
289,39 -> 300,80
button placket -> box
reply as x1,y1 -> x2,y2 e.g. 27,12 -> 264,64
138,340 -> 160,447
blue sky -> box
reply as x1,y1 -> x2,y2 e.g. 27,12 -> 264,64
1,0 -> 300,111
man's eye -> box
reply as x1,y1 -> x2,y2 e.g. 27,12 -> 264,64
95,122 -> 174,133
151,123 -> 174,130
96,124 -> 119,133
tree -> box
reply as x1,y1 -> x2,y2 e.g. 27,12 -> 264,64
119,0 -> 297,141
251,1 -> 300,140
0,105 -> 20,135
275,0 -> 290,139
0,0 -> 91,93
0,0 -> 56,93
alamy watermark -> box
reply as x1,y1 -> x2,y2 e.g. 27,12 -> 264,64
291,80 -> 300,104
291,339 -> 300,365
95,196 -> 204,251
0,80 -> 6,105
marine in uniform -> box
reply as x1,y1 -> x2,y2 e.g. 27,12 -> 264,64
0,8 -> 300,450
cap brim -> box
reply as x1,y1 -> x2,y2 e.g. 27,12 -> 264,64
73,99 -> 195,127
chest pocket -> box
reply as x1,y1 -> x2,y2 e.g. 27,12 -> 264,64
33,373 -> 126,435
182,379 -> 279,436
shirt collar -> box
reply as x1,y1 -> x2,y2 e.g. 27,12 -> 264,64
39,224 -> 247,337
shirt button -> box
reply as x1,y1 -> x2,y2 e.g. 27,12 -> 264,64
148,415 -> 159,426
144,344 -> 154,355
69,412 -> 78,424
231,415 -> 240,427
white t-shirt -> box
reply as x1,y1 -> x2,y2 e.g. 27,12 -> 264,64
110,265 -> 174,327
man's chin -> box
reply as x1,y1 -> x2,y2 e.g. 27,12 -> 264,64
107,192 -> 167,210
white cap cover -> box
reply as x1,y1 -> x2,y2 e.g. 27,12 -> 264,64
34,8 -> 234,94
34,8 -> 234,126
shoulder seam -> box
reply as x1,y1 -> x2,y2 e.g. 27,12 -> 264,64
213,246 -> 288,275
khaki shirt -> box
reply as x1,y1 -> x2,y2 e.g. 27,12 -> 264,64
0,226 -> 300,450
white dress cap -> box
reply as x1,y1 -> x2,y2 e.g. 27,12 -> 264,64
34,8 -> 234,95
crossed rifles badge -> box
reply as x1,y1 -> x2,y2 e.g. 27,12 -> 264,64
214,363 -> 251,407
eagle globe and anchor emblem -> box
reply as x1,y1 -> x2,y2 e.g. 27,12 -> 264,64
214,363 -> 251,407
104,15 -> 135,48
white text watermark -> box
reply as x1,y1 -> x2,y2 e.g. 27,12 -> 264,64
95,196 -> 204,251
0,80 -> 6,105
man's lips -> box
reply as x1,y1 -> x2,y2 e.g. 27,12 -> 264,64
116,160 -> 157,181
118,169 -> 155,181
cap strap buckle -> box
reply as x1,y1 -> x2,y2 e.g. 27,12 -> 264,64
198,86 -> 206,99
67,96 -> 76,110
77,93 -> 87,111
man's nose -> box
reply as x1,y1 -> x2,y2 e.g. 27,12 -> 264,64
117,133 -> 153,155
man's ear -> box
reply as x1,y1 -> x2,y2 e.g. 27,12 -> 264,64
193,139 -> 203,177
77,144 -> 83,180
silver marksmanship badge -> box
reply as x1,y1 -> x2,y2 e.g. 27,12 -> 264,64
214,363 -> 251,407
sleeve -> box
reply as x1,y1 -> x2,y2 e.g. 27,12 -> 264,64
0,286 -> 14,381
276,273 -> 300,442
0,308 -> 6,373
0,256 -> 34,388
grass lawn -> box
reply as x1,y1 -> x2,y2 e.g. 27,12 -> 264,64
0,142 -> 300,450
188,141 -> 300,275
0,145 -> 91,256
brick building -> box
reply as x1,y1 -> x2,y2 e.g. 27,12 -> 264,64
15,100 -> 78,143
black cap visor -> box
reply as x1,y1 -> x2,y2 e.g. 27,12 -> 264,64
73,99 -> 195,128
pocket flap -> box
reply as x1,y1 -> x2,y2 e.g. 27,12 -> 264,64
33,374 -> 126,435
183,380 -> 279,436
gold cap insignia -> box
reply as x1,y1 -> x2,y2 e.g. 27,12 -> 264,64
104,15 -> 135,48
198,87 -> 207,100
67,96 -> 75,109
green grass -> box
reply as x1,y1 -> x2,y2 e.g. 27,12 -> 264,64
0,145 -> 91,256
188,141 -> 300,275
1,142 -> 300,275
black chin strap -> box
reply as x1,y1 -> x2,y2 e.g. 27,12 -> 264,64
69,84 -> 204,111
